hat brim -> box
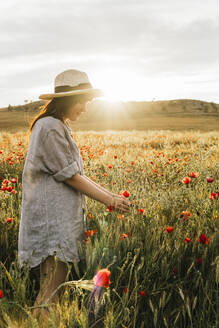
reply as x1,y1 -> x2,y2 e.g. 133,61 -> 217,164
39,88 -> 104,100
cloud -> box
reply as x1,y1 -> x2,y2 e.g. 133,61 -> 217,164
0,0 -> 219,106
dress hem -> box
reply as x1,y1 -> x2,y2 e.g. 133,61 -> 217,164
19,249 -> 85,270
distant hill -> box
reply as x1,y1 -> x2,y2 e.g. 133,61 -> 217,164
0,98 -> 219,132
2,98 -> 219,115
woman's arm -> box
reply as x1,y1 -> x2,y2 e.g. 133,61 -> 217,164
83,174 -> 114,197
63,173 -> 112,206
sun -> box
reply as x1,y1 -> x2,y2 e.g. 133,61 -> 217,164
93,68 -> 144,103
92,67 -> 182,104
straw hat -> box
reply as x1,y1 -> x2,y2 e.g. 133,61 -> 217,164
39,69 -> 104,100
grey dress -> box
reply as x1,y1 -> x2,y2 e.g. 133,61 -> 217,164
18,116 -> 88,269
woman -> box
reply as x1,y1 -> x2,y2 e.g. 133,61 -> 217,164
18,69 -> 130,320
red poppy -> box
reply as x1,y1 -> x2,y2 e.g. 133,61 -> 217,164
139,289 -> 146,296
209,192 -> 219,199
93,268 -> 111,288
123,287 -> 129,294
190,171 -> 199,178
137,208 -> 145,214
121,233 -> 128,240
84,229 -> 97,238
6,217 -> 13,223
182,177 -> 191,184
197,257 -> 202,264
179,211 -> 191,221
198,233 -> 210,245
184,237 -> 192,243
166,226 -> 174,233
122,190 -> 130,198
0,289 -> 3,298
206,177 -> 214,183
114,155 -> 117,159
106,205 -> 115,212
10,178 -> 17,183
108,164 -> 113,169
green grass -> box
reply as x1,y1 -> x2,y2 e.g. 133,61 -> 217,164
0,129 -> 218,327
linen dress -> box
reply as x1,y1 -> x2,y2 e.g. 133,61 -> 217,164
18,116 -> 88,269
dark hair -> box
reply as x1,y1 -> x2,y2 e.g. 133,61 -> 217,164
28,93 -> 94,137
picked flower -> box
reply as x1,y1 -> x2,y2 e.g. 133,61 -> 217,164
93,268 -> 111,288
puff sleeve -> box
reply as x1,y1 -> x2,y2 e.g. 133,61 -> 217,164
39,128 -> 81,182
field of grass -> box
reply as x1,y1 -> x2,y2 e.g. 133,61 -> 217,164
0,129 -> 218,327
0,106 -> 219,132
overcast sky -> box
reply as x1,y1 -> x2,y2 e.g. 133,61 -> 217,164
1,0 -> 219,107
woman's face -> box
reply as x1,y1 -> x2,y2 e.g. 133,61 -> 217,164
65,99 -> 90,122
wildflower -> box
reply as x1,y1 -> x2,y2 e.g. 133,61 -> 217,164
121,233 -> 128,240
85,229 -> 98,238
106,205 -> 115,212
182,177 -> 191,184
198,233 -> 210,245
123,287 -> 129,294
6,186 -> 13,192
184,237 -> 192,243
206,177 -> 214,183
1,185 -> 6,191
179,211 -> 191,221
108,164 -> 113,169
93,268 -> 111,288
166,226 -> 174,233
173,268 -> 178,273
0,289 -> 3,298
6,217 -> 13,223
122,190 -> 130,198
190,171 -> 199,178
117,214 -> 125,221
209,192 -> 219,199
130,161 -> 135,165
197,257 -> 202,264
139,289 -> 146,297
10,178 -> 17,183
114,155 -> 117,159
137,208 -> 145,214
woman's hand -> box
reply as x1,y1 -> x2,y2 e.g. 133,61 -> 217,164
107,193 -> 131,213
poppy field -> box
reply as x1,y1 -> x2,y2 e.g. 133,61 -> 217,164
0,129 -> 218,328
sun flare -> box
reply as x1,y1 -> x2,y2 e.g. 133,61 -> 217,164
94,68 -> 144,103
93,68 -> 186,104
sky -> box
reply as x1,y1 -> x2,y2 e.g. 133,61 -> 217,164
1,0 -> 219,107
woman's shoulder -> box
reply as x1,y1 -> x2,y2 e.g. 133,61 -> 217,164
34,116 -> 65,135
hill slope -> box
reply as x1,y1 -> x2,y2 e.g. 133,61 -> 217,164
0,98 -> 218,132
